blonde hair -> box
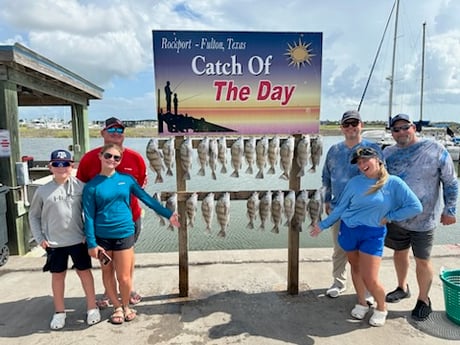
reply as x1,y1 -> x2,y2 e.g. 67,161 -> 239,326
366,162 -> 389,195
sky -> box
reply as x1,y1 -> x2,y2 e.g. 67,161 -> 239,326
0,0 -> 459,123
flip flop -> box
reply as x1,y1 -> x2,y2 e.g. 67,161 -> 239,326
129,291 -> 142,305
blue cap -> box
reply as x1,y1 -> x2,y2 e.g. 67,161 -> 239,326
50,149 -> 73,162
390,113 -> 412,127
341,110 -> 361,124
351,146 -> 381,164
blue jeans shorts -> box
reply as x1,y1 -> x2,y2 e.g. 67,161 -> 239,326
338,221 -> 387,257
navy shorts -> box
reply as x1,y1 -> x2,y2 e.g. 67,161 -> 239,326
44,243 -> 92,273
96,235 -> 135,251
384,223 -> 433,260
338,221 -> 387,257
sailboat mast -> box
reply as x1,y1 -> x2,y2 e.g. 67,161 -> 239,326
420,22 -> 426,122
388,0 -> 400,127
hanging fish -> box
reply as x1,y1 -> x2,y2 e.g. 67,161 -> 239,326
179,137 -> 193,180
246,191 -> 259,229
279,136 -> 295,180
215,192 -> 230,237
271,190 -> 284,234
185,192 -> 198,228
217,136 -> 228,174
293,190 -> 309,232
197,137 -> 209,176
165,193 -> 177,231
283,190 -> 296,227
162,137 -> 175,177
146,138 -> 165,183
255,136 -> 269,179
244,137 -> 257,175
259,190 -> 272,230
153,192 -> 165,225
296,135 -> 310,177
201,192 -> 215,234
208,137 -> 218,180
307,189 -> 323,228
267,135 -> 280,174
230,136 -> 244,178
309,135 -> 323,173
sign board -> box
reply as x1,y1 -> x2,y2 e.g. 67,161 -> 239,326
152,31 -> 322,136
0,130 -> 11,157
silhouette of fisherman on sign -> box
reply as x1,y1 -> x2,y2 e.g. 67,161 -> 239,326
165,81 -> 172,113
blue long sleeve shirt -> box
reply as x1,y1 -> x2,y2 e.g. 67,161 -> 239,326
319,174 -> 422,230
83,172 -> 173,249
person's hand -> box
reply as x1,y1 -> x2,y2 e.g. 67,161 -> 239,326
40,240 -> 49,249
325,203 -> 331,215
309,224 -> 322,237
380,218 -> 388,225
169,212 -> 180,228
441,214 -> 456,226
88,246 -> 101,259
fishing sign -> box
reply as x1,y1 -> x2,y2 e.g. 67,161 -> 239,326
152,30 -> 322,136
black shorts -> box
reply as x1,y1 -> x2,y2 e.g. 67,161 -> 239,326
134,217 -> 142,243
384,223 -> 434,260
44,243 -> 92,273
96,235 -> 135,251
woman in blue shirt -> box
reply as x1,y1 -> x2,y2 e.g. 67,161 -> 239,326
311,147 -> 422,327
83,143 -> 180,324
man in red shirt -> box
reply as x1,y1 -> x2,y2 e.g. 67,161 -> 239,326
77,117 -> 147,307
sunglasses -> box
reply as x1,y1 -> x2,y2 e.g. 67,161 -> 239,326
103,152 -> 122,162
342,120 -> 360,128
51,161 -> 72,168
106,127 -> 124,134
391,124 -> 412,133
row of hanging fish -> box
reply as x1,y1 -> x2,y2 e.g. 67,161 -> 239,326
146,135 -> 323,183
153,189 -> 324,237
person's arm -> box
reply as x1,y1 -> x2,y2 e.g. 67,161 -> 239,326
439,151 -> 458,218
28,190 -> 46,246
130,181 -> 173,219
386,178 -> 423,222
82,184 -> 98,249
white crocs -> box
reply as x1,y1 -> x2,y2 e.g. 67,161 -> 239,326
50,312 -> 66,330
369,309 -> 388,327
87,308 -> 101,325
350,304 -> 370,320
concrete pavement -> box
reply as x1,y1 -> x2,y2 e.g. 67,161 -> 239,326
1,245 -> 460,345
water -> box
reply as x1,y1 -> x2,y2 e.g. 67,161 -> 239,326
21,136 -> 460,253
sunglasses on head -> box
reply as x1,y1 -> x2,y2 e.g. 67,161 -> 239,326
342,120 -> 360,128
391,124 -> 412,133
106,127 -> 124,134
103,152 -> 122,162
51,161 -> 72,168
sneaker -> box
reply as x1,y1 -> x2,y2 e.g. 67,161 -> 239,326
350,304 -> 370,320
87,308 -> 101,325
385,284 -> 410,303
411,298 -> 432,321
369,309 -> 388,327
365,291 -> 375,306
326,284 -> 346,298
50,312 -> 66,330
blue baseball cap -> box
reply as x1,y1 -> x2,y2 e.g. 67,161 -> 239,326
341,110 -> 362,124
390,113 -> 412,127
50,149 -> 73,162
351,147 -> 381,164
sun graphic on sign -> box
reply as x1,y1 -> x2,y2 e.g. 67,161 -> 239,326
285,38 -> 315,69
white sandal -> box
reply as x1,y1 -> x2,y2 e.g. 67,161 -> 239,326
369,309 -> 388,327
50,312 -> 66,330
350,304 -> 369,320
87,308 -> 101,325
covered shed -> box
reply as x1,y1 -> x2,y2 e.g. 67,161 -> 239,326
0,43 -> 103,255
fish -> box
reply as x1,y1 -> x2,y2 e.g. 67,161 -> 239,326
208,138 -> 219,180
215,192 -> 230,237
293,190 -> 309,232
217,136 -> 228,174
259,190 -> 272,230
271,190 -> 284,234
146,138 -> 165,183
201,192 -> 215,234
153,192 -> 165,225
267,135 -> 280,174
283,190 -> 296,227
179,137 -> 193,180
165,193 -> 177,231
244,137 -> 257,174
185,192 -> 198,228
162,137 -> 175,177
279,136 -> 295,180
255,136 -> 269,179
246,191 -> 259,229
230,136 -> 244,177
309,135 -> 323,173
307,189 -> 323,228
197,137 -> 209,176
296,135 -> 310,177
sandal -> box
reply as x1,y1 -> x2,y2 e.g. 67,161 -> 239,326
110,307 -> 124,325
129,291 -> 142,305
369,309 -> 388,327
123,306 -> 137,322
96,294 -> 111,309
350,304 -> 370,320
